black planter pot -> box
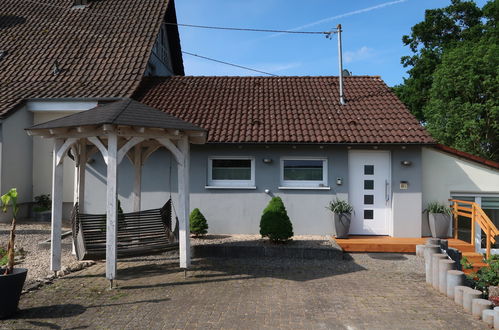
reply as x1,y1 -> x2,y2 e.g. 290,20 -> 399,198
0,268 -> 28,319
333,213 -> 351,239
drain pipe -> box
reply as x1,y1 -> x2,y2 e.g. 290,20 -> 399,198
337,24 -> 345,105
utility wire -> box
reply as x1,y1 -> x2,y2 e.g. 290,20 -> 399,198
166,22 -> 337,36
181,51 -> 278,76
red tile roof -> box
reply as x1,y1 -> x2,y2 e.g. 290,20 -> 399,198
134,76 -> 435,144
0,0 -> 183,118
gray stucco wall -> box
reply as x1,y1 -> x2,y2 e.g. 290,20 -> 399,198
83,144 -> 423,236
0,106 -> 33,221
391,147 -> 423,238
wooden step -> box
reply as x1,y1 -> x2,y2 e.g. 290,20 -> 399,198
448,243 -> 475,252
463,262 -> 489,275
462,252 -> 483,263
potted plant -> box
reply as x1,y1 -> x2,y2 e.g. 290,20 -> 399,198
33,194 -> 51,222
327,199 -> 354,239
427,201 -> 452,238
0,188 -> 28,319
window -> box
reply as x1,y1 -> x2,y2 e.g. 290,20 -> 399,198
280,158 -> 328,188
207,157 -> 255,188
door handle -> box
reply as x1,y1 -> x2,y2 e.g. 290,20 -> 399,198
385,180 -> 390,201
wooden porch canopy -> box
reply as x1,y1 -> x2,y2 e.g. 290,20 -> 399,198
26,98 -> 207,282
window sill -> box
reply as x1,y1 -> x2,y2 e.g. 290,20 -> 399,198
205,186 -> 257,190
278,186 -> 331,190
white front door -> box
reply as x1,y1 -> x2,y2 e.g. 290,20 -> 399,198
348,151 -> 391,235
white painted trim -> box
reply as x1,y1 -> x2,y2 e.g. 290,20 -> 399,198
156,137 -> 184,166
177,136 -> 191,268
88,136 -> 109,165
278,186 -> 331,190
50,139 -> 64,272
26,100 -> 98,112
55,138 -> 78,165
280,157 -> 328,188
105,133 -> 118,280
117,137 -> 145,164
207,156 -> 255,187
133,145 -> 142,212
205,186 -> 257,190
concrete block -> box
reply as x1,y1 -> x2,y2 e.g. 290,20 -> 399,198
472,298 -> 492,318
438,259 -> 455,294
424,244 -> 440,284
463,289 -> 482,313
431,253 -> 447,289
455,286 -> 471,306
494,307 -> 499,329
416,244 -> 425,257
426,238 -> 441,246
482,309 -> 494,327
447,270 -> 465,298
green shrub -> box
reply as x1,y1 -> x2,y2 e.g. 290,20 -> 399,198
190,208 -> 208,236
33,194 -> 51,212
426,201 -> 451,214
260,197 -> 293,243
466,255 -> 499,297
0,247 -> 7,267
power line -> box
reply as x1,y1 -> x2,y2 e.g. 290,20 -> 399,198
181,51 -> 278,76
166,22 -> 337,36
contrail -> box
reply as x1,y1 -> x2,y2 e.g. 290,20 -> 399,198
262,0 -> 407,39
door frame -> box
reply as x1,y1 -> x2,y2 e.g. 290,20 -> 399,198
348,150 -> 392,236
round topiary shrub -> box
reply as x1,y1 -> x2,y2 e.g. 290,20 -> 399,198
259,197 -> 293,243
190,208 -> 208,237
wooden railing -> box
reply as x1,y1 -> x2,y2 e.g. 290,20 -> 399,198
449,199 -> 499,259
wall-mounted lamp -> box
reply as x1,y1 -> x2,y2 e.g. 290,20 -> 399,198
336,177 -> 343,185
262,158 -> 273,164
264,189 -> 271,194
401,160 -> 412,167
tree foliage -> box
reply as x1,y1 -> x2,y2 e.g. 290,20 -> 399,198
260,197 -> 293,243
394,0 -> 498,161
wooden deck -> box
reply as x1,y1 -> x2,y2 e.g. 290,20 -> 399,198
335,236 -> 474,253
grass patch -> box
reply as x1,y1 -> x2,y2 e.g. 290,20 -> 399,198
0,248 -> 7,266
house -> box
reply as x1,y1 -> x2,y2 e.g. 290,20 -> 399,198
0,0 -> 183,220
1,0 -> 498,242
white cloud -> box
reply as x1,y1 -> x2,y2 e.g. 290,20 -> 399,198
260,0 -> 408,40
344,46 -> 375,64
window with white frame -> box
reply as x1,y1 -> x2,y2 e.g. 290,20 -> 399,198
207,157 -> 255,187
280,158 -> 328,187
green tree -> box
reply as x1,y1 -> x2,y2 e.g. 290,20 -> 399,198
394,0 -> 498,161
190,208 -> 208,237
424,39 -> 499,160
259,197 -> 293,243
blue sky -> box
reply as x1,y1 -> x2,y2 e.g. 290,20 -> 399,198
174,0 -> 487,86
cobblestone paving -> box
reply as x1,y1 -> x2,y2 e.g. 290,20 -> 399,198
0,253 -> 487,329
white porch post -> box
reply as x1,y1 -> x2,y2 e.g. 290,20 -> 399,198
77,141 -> 87,211
177,136 -> 191,268
133,145 -> 142,212
50,138 -> 64,273
106,133 -> 118,281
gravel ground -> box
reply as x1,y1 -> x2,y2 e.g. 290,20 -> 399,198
191,234 -> 341,249
0,222 -> 77,286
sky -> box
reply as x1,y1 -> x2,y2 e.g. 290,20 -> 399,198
174,0 -> 488,87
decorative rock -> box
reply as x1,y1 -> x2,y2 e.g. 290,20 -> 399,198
482,309 -> 494,327
472,298 -> 492,318
416,244 -> 426,257
426,238 -> 441,246
447,270 -> 465,298
438,259 -> 455,294
431,253 -> 447,288
455,286 -> 471,306
489,286 -> 499,298
494,307 -> 499,329
424,244 -> 440,284
463,289 -> 482,313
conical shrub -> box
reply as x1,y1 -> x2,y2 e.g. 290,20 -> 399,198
259,197 -> 293,242
190,208 -> 208,236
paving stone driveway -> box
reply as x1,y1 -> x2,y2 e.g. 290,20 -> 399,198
0,253 -> 486,329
